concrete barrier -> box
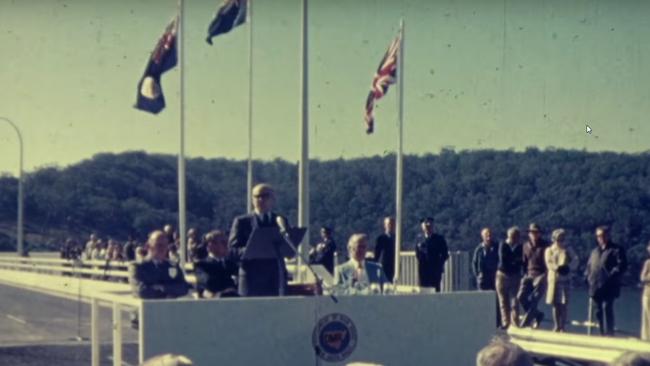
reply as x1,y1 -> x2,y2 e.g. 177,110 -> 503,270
140,291 -> 495,366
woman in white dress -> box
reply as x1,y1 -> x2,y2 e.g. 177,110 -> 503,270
545,228 -> 578,332
639,241 -> 650,340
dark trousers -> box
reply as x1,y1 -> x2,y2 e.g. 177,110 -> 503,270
419,273 -> 442,293
593,297 -> 616,335
517,274 -> 546,327
238,259 -> 284,297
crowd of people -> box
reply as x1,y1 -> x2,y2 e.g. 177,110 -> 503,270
471,223 -> 630,336
57,181 -> 650,343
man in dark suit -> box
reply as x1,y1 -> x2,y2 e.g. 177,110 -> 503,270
415,217 -> 449,292
228,183 -> 291,297
308,226 -> 337,274
374,217 -> 396,282
585,225 -> 627,335
193,230 -> 238,298
130,230 -> 190,299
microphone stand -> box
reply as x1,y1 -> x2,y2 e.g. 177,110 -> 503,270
279,229 -> 338,303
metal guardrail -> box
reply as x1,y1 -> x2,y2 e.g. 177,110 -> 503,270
0,251 -> 471,366
398,251 -> 470,291
0,264 -> 139,366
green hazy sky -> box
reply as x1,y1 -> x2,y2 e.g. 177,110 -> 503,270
0,0 -> 648,174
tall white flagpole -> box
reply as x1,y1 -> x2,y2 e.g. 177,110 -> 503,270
246,0 -> 254,212
394,19 -> 404,284
297,0 -> 310,282
177,0 -> 188,265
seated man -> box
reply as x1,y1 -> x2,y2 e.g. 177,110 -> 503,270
335,233 -> 388,288
130,230 -> 190,299
193,230 -> 238,298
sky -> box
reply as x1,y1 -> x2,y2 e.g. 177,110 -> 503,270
0,0 -> 649,175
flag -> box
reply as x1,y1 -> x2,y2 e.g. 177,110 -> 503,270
364,31 -> 402,134
134,18 -> 178,114
206,0 -> 247,45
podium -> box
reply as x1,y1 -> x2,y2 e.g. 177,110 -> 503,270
238,226 -> 307,297
242,227 -> 306,260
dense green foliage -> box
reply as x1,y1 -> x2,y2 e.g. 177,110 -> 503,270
0,149 -> 649,282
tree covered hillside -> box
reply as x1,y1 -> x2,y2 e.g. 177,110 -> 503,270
0,148 -> 648,281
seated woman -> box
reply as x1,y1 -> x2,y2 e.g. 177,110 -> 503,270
193,230 -> 239,298
335,233 -> 388,289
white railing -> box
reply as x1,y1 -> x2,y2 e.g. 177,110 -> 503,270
397,251 -> 470,291
0,262 -> 140,366
0,251 -> 471,366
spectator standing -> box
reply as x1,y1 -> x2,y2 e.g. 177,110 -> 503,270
309,226 -> 337,274
544,229 -> 578,332
517,223 -> 549,328
374,217 -> 396,282
473,228 -> 499,290
496,227 -> 524,329
585,225 -> 627,336
415,217 -> 449,292
640,241 -> 650,340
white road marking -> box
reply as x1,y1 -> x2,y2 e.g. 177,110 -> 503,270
6,314 -> 27,324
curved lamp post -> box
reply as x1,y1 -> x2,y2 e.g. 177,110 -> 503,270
0,117 -> 24,257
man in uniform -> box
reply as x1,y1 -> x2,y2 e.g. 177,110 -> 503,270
415,217 -> 449,292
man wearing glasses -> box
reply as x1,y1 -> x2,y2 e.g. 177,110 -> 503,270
228,183 -> 289,296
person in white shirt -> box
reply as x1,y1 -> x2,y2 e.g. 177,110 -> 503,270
335,233 -> 388,288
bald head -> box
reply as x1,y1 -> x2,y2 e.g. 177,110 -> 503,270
148,230 -> 169,261
252,183 -> 275,214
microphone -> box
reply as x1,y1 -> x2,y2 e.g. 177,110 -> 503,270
276,216 -> 289,234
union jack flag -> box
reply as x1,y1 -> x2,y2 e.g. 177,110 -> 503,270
364,31 -> 402,134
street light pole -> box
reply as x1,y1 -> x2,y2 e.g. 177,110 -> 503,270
0,117 -> 24,257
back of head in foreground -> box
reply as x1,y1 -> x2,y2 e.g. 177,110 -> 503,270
476,337 -> 533,366
610,352 -> 650,366
141,354 -> 193,366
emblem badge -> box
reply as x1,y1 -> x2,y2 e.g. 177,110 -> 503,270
312,313 -> 357,362
168,267 -> 178,279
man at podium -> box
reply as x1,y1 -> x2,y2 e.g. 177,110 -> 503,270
228,183 -> 292,297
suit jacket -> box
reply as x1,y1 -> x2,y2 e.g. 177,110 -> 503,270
585,243 -> 627,299
228,212 -> 289,296
129,259 -> 190,299
374,233 -> 396,281
335,259 -> 388,287
416,233 -> 449,286
229,212 -> 286,260
193,256 -> 238,295
309,239 -> 336,274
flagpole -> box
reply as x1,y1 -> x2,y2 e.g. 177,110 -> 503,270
394,19 -> 404,284
246,0 -> 254,212
177,0 -> 188,266
297,0 -> 309,282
